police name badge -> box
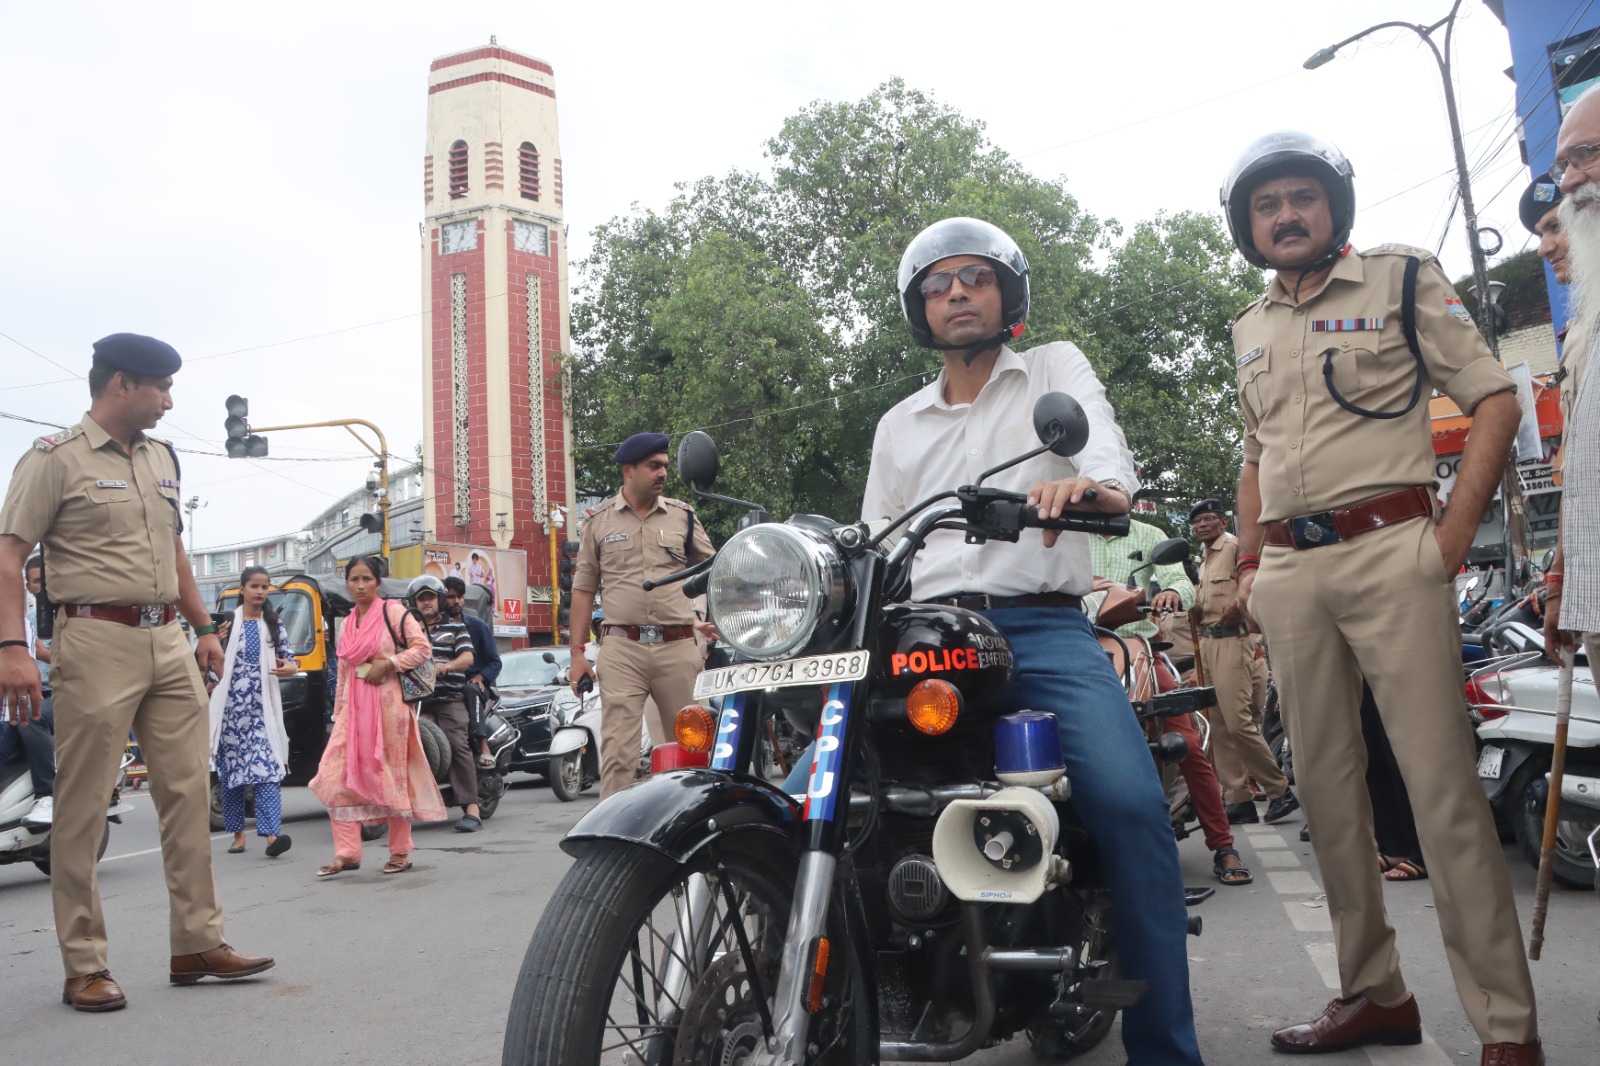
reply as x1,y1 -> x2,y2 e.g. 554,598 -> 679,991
1237,345 -> 1264,369
95,480 -> 129,488
603,532 -> 629,544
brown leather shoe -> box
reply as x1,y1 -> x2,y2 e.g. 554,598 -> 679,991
169,943 -> 275,985
1271,993 -> 1421,1053
1481,1040 -> 1544,1066
63,970 -> 127,1012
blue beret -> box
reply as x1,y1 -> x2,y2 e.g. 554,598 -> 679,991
613,432 -> 670,465
92,333 -> 183,376
1519,179 -> 1562,234
1188,498 -> 1226,521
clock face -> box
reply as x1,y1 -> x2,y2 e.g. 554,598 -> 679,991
442,220 -> 477,254
514,219 -> 549,256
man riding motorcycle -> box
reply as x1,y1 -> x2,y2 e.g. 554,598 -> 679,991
859,217 -> 1204,1065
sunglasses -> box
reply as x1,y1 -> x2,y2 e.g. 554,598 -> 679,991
918,263 -> 997,299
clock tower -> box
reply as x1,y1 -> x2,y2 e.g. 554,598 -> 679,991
421,42 -> 573,636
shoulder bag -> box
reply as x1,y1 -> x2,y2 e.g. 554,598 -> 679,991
380,599 -> 438,704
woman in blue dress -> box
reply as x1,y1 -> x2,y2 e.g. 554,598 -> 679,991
208,567 -> 298,857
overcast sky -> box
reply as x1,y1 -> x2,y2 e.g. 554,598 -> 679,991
0,1 -> 1559,550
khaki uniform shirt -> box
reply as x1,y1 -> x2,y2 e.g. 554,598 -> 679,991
1233,245 -> 1515,522
573,493 -> 715,626
1194,532 -> 1241,629
0,415 -> 183,605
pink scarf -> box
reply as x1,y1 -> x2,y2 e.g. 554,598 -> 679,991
338,598 -> 400,805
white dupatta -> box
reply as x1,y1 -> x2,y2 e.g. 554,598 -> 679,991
207,605 -> 290,776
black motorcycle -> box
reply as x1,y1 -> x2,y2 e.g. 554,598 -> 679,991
502,393 -> 1206,1065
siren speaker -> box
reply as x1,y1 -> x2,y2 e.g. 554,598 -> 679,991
931,787 -> 1059,904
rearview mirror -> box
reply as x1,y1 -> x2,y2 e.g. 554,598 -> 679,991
542,651 -> 556,663
678,431 -> 720,492
1151,537 -> 1191,567
1032,393 -> 1089,458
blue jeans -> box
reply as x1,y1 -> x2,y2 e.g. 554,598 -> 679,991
782,608 -> 1202,1065
0,696 -> 55,798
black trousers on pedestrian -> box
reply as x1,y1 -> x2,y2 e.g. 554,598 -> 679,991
1360,682 -> 1422,866
422,697 -> 476,811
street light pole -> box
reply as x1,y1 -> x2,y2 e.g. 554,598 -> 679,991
246,418 -> 392,559
1306,0 -> 1529,580
182,495 -> 206,557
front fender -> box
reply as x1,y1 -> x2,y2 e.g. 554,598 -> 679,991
547,726 -> 592,758
561,768 -> 802,864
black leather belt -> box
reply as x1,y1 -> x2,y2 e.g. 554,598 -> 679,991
928,592 -> 1083,612
1202,624 -> 1247,639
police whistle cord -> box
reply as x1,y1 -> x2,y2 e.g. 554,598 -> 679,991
1527,644 -> 1575,961
1318,256 -> 1425,421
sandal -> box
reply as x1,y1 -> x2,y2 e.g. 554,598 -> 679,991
1213,847 -> 1253,886
316,858 -> 361,878
1383,858 -> 1428,882
477,753 -> 496,768
382,854 -> 413,875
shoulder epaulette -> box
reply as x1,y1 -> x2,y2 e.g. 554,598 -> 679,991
33,425 -> 81,451
1363,242 -> 1436,263
1233,295 -> 1268,323
582,505 -> 600,519
662,496 -> 694,511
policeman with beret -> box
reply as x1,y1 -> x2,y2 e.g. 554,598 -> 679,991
1187,498 -> 1294,825
567,432 -> 717,798
1520,178 -> 1587,485
1221,133 -> 1541,1063
0,333 -> 273,1012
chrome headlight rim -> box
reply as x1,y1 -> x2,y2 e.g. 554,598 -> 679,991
708,523 -> 848,661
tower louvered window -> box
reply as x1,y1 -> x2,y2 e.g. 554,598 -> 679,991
519,142 -> 540,201
449,140 -> 469,198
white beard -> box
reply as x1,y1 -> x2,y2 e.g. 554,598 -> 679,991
1561,184 -> 1600,326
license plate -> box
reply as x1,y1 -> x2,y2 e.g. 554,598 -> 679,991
694,651 -> 871,700
1477,745 -> 1505,779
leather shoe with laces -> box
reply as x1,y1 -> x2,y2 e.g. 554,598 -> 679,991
63,970 -> 126,1012
1225,800 -> 1259,825
1481,1039 -> 1543,1066
170,943 -> 275,984
1264,787 -> 1301,824
1271,993 -> 1421,1053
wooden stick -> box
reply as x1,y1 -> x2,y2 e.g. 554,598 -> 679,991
1528,645 -> 1574,961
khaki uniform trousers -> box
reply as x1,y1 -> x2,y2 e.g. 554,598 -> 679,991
595,634 -> 702,799
1246,634 -> 1269,727
50,616 -> 224,977
1251,518 -> 1536,1044
1199,634 -> 1286,804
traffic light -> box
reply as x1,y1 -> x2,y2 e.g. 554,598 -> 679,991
222,395 -> 268,459
359,512 -> 384,534
557,603 -> 571,627
558,540 -> 580,594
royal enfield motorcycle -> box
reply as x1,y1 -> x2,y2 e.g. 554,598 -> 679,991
502,393 -> 1208,1065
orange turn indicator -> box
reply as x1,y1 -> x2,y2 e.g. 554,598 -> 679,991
806,936 -> 830,1014
906,679 -> 961,735
674,705 -> 717,754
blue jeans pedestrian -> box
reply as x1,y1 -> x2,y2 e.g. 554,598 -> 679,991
0,696 -> 56,799
782,607 -> 1202,1065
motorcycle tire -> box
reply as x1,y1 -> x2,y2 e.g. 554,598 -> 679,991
361,823 -> 388,842
34,822 -> 111,878
418,714 -> 451,781
502,839 -> 868,1066
478,772 -> 505,820
1516,774 -> 1600,890
548,751 -> 584,802
209,780 -> 256,832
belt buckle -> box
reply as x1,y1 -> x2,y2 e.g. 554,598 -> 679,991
638,625 -> 664,644
138,604 -> 164,628
1290,513 -> 1341,550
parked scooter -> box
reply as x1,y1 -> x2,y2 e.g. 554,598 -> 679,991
1,751 -> 134,877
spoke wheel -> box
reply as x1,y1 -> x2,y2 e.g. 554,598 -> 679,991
503,839 -> 862,1065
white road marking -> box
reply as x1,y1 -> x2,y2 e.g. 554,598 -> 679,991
1282,898 -> 1333,933
1256,850 -> 1302,868
1266,869 -> 1322,896
1304,941 -> 1340,989
103,832 -> 231,863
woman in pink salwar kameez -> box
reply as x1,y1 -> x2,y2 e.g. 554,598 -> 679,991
310,555 -> 445,876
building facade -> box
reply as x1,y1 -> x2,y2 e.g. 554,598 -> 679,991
420,42 -> 575,633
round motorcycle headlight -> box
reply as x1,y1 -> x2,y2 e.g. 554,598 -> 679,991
708,523 -> 847,661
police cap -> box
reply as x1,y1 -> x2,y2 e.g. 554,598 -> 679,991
1519,180 -> 1562,235
1188,498 -> 1227,521
613,432 -> 670,466
91,333 -> 183,376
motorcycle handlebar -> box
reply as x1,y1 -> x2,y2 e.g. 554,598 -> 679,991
1018,508 -> 1131,537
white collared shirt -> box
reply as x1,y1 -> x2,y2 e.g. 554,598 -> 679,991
862,342 -> 1138,600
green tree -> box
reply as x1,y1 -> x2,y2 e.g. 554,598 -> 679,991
568,80 -> 1262,540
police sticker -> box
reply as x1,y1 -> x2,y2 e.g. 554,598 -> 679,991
96,480 -> 129,489
602,532 -> 629,544
1444,296 -> 1472,323
1237,345 -> 1264,368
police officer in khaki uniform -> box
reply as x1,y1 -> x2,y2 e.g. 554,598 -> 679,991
1221,133 -> 1542,1065
567,433 -> 716,798
1520,177 -> 1589,486
1187,498 -> 1296,825
0,334 -> 273,1013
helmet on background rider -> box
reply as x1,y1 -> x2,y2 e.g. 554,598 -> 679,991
897,217 -> 1030,350
1220,130 -> 1356,271
406,574 -> 447,613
